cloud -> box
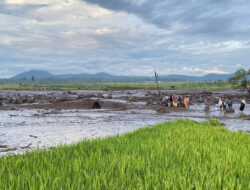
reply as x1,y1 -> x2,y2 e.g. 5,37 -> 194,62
183,67 -> 228,74
83,0 -> 250,38
4,0 -> 47,5
0,0 -> 250,77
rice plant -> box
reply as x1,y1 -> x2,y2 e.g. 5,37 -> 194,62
0,120 -> 249,189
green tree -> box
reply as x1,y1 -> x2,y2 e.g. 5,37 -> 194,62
31,76 -> 35,88
19,77 -> 26,87
228,68 -> 250,95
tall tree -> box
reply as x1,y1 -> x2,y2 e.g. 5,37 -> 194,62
228,68 -> 250,95
31,76 -> 35,88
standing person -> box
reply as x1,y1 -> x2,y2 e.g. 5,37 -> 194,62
226,99 -> 231,109
206,97 -> 211,109
184,96 -> 190,108
161,96 -> 168,106
178,96 -> 182,103
173,95 -> 178,107
222,101 -> 227,114
186,96 -> 190,108
169,94 -> 173,106
177,96 -> 182,107
184,97 -> 188,108
218,98 -> 223,111
129,96 -> 134,103
228,99 -> 233,109
240,100 -> 246,115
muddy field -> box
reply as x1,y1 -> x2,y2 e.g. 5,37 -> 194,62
0,90 -> 249,156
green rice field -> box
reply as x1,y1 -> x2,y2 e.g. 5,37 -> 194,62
0,81 -> 231,90
0,120 -> 249,189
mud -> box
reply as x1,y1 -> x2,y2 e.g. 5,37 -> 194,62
0,90 -> 249,156
20,99 -> 128,110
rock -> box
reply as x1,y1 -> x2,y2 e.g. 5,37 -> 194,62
93,101 -> 101,109
107,94 -> 113,99
97,93 -> 104,98
16,98 -> 23,104
21,143 -> 32,149
157,106 -> 170,113
29,135 -> 38,138
225,109 -> 235,113
146,99 -> 153,105
78,94 -> 85,99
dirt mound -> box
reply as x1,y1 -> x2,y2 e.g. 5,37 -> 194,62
157,105 -> 189,113
102,101 -> 127,110
157,107 -> 170,113
23,99 -> 127,110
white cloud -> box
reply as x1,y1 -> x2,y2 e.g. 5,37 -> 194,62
0,0 -> 250,77
4,0 -> 50,5
183,67 -> 228,74
175,40 -> 250,55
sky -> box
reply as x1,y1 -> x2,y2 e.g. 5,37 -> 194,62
0,0 -> 250,78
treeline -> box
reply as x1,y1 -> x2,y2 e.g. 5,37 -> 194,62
0,77 -> 190,85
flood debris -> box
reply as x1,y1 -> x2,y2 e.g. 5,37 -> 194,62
107,93 -> 113,99
0,89 -> 249,156
157,107 -> 169,113
21,143 -> 32,149
93,101 -> 101,109
225,109 -> 235,113
29,135 -> 38,138
97,93 -> 104,98
0,145 -> 8,149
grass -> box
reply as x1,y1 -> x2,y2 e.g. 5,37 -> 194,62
0,81 -> 231,90
0,120 -> 249,189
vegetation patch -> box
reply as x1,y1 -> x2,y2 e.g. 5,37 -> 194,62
0,80 -> 231,90
0,120 -> 249,189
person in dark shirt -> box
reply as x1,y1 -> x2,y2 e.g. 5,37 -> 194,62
227,99 -> 233,109
169,94 -> 173,105
240,100 -> 246,115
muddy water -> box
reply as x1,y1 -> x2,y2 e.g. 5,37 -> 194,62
0,90 -> 249,156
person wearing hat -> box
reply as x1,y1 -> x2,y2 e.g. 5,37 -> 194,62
240,100 -> 246,115
218,98 -> 223,111
161,96 -> 168,106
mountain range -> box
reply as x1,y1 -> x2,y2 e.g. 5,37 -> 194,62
12,70 -> 234,81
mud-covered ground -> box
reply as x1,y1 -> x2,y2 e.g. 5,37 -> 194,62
0,90 -> 249,156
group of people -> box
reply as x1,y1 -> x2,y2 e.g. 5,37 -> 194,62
218,98 -> 246,114
218,98 -> 233,111
161,95 -> 190,108
161,95 -> 247,114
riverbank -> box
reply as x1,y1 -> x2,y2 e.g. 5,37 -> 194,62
0,120 -> 249,189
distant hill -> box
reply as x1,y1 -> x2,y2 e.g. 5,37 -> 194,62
12,70 -> 53,79
12,70 -> 233,81
199,73 -> 234,81
56,72 -> 116,79
160,74 -> 234,81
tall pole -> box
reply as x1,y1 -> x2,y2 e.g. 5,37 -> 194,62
154,71 -> 160,97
